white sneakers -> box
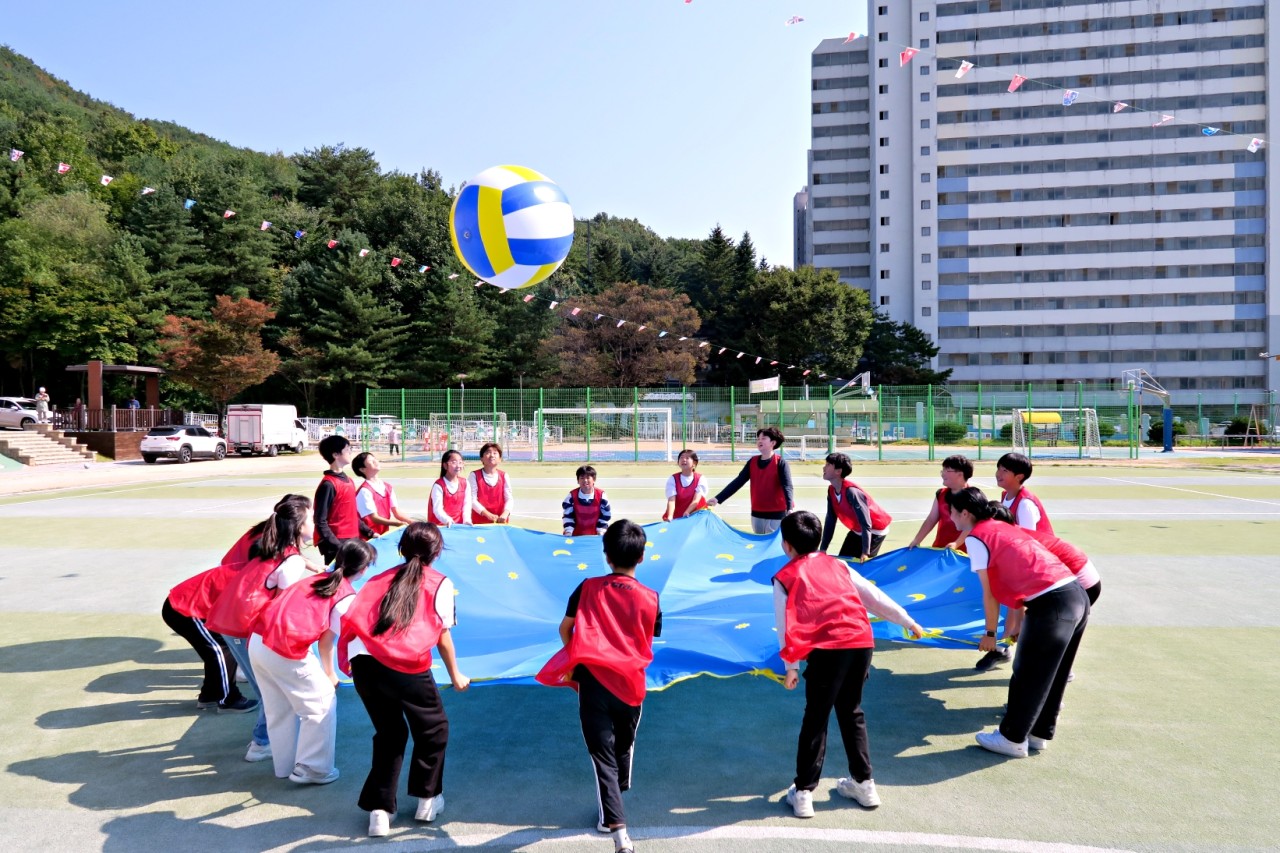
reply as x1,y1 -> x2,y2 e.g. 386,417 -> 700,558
785,784 -> 815,818
288,766 -> 339,785
1028,735 -> 1051,751
368,809 -> 391,837
836,777 -> 881,808
975,730 -> 1030,758
243,742 -> 271,763
415,793 -> 445,822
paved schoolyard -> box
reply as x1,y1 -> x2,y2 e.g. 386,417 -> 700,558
1,454 -> 1278,852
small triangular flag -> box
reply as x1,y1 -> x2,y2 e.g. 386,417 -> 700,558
899,48 -> 918,67
418,265 -> 429,273
736,352 -> 745,359
755,356 -> 762,364
842,32 -> 859,44
448,273 -> 459,279
57,162 -> 71,174
699,342 -> 709,348
260,220 -> 271,231
1113,102 -> 1128,113
223,209 -> 235,218
637,325 -> 647,332
571,307 -> 581,316
359,248 -> 370,257
101,175 -> 115,186
184,199 -> 196,209
1202,127 -> 1220,136
390,257 -> 401,267
327,239 -> 338,249
956,60 -> 974,79
658,331 -> 667,338
1062,90 -> 1078,106
294,230 -> 306,239
9,149 -> 23,161
718,347 -> 727,355
1008,75 -> 1026,93
617,320 -> 626,328
1153,115 -> 1173,127
523,294 -> 535,302
141,187 -> 157,196
1248,138 -> 1264,153
549,301 -> 559,309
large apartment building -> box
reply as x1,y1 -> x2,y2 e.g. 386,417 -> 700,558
800,0 -> 1279,397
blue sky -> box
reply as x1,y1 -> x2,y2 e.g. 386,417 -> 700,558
2,1 -> 866,266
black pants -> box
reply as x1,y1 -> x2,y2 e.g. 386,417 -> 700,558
838,530 -> 885,560
351,655 -> 449,813
795,647 -> 873,791
577,666 -> 642,829
161,598 -> 242,705
1086,580 -> 1101,606
389,442 -> 400,455
1001,581 -> 1090,743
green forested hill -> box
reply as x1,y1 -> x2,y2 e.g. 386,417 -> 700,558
0,46 -> 893,415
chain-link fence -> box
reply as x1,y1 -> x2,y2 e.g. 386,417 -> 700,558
363,385 -> 1279,463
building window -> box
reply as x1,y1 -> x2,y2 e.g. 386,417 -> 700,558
920,118 -> 931,128
880,295 -> 891,305
920,92 -> 931,101
922,253 -> 932,263
879,110 -> 889,120
878,5 -> 888,14
878,32 -> 888,42
921,173 -> 931,183
920,65 -> 931,76
921,200 -> 931,210
880,216 -> 890,226
880,137 -> 889,146
922,279 -> 932,290
878,84 -> 888,94
921,226 -> 932,236
878,58 -> 888,68
920,38 -> 930,48
880,189 -> 890,199
922,306 -> 932,316
919,12 -> 930,21
880,243 -> 891,253
921,145 -> 931,155
880,270 -> 890,280
879,164 -> 889,174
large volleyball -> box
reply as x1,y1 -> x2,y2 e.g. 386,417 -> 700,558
450,165 -> 574,290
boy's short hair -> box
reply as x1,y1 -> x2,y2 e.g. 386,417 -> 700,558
319,435 -> 350,463
757,426 -> 785,448
602,519 -> 646,569
677,448 -> 699,466
351,451 -> 372,478
942,454 -> 974,480
780,510 -> 823,555
575,464 -> 597,480
996,452 -> 1033,482
824,452 -> 852,478
479,442 -> 503,458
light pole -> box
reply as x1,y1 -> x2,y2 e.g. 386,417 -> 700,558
456,374 -> 468,443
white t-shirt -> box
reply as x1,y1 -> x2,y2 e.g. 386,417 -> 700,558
966,537 -> 1074,600
467,469 -> 514,515
1001,491 -> 1042,530
265,554 -> 311,591
430,478 -> 472,524
665,472 -> 709,501
346,576 -> 457,661
356,479 -> 400,518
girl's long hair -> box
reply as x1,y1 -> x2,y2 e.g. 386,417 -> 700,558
372,522 -> 443,635
438,449 -> 462,479
246,494 -> 310,543
944,486 -> 995,521
249,495 -> 312,560
312,539 -> 376,598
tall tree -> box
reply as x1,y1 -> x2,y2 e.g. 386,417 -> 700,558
856,310 -> 952,385
156,295 -> 281,425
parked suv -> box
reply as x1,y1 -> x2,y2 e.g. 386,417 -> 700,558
0,397 -> 41,430
140,425 -> 227,464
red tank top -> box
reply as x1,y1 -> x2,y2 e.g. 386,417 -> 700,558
536,574 -> 659,706
748,455 -> 788,514
470,469 -> 507,523
221,527 -> 258,566
773,552 -> 873,661
338,566 -> 446,675
1004,488 -> 1055,535
932,488 -> 966,549
828,479 -> 892,533
357,480 -> 395,537
968,519 -> 1072,608
168,562 -> 241,621
669,472 -> 707,519
568,489 -> 606,536
429,477 -> 467,525
314,471 -> 361,544
260,576 -> 355,660
203,546 -> 300,638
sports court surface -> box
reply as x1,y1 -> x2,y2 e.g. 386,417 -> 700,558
1,455 -> 1277,852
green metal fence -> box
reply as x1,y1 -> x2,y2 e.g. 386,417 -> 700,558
361,385 -> 1278,463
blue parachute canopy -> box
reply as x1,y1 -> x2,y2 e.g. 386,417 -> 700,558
357,512 -> 987,690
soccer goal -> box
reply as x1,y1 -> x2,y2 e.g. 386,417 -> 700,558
1011,409 -> 1103,459
536,407 -> 673,461
426,412 -> 509,452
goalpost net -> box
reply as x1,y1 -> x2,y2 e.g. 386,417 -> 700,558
536,407 -> 673,461
425,412 -> 509,452
1011,409 -> 1103,459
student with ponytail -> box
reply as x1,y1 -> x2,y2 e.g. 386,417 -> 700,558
205,496 -> 318,763
428,449 -> 472,527
249,539 -> 376,785
946,487 -> 1089,758
339,522 -> 470,837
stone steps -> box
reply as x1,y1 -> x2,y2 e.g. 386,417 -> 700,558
0,425 -> 95,466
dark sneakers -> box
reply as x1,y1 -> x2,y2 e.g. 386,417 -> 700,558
217,696 -> 259,714
975,647 -> 1012,671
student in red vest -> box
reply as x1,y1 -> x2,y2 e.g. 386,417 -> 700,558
819,452 -> 893,560
773,511 -> 923,818
906,455 -> 972,551
996,452 -> 1054,534
339,522 -> 470,838
468,442 -> 513,524
353,452 -> 413,538
562,465 -> 612,536
428,449 -> 472,527
315,435 -> 374,564
205,497 -> 318,763
946,487 -> 1089,758
989,504 -> 1101,609
662,449 -> 708,522
221,494 -> 311,566
249,538 -> 375,785
707,427 -> 793,534
163,564 -> 259,716
536,519 -> 661,853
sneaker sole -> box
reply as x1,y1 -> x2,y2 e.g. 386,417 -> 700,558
217,705 -> 258,714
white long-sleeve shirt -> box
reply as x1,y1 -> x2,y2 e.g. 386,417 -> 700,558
772,563 -> 915,673
429,477 -> 472,525
467,469 -> 513,516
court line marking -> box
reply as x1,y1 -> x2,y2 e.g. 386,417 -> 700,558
1097,477 -> 1280,508
312,825 -> 1131,852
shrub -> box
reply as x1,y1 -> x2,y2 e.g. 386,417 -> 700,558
931,420 -> 967,442
1147,419 -> 1187,444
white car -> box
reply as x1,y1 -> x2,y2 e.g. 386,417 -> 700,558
0,397 -> 42,429
140,425 -> 227,464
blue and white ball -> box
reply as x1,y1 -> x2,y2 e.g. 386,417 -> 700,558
450,165 -> 574,290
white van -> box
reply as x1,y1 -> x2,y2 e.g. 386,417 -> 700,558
227,404 -> 308,456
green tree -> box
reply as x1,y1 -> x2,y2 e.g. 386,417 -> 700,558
856,310 -> 953,385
